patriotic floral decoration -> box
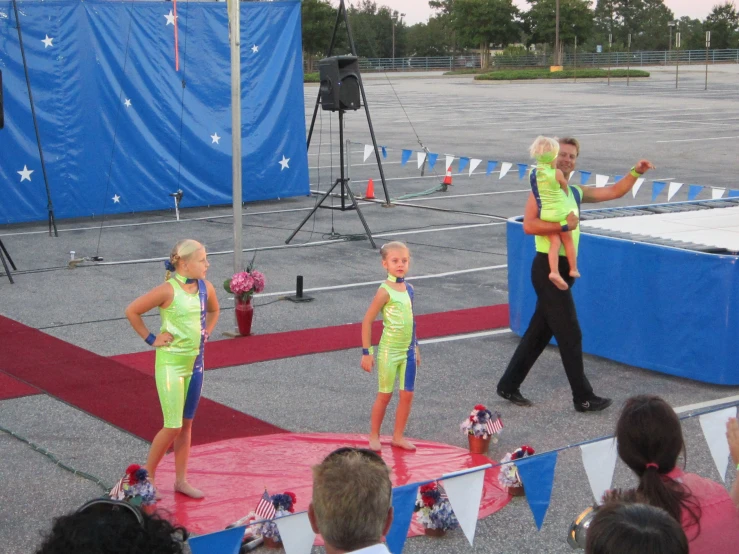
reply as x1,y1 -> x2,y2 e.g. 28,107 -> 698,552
498,445 -> 536,488
460,404 -> 503,440
108,464 -> 156,507
414,482 -> 459,531
223,263 -> 266,301
260,491 -> 297,541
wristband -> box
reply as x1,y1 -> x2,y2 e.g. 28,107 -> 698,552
630,166 -> 642,178
560,220 -> 569,233
145,333 -> 156,346
362,347 -> 374,356
736,463 -> 739,471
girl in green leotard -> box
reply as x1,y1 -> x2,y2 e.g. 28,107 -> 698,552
125,240 -> 219,500
529,136 -> 580,291
361,241 -> 419,452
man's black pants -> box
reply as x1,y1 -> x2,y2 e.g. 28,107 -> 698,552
498,253 -> 594,403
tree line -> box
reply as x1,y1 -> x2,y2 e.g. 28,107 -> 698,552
301,0 -> 739,63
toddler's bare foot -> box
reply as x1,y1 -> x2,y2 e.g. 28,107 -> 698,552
174,481 -> 204,499
391,438 -> 416,451
549,273 -> 569,290
570,269 -> 581,278
369,437 -> 382,452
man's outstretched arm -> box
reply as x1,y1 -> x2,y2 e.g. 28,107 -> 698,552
522,193 -> 579,236
581,160 -> 655,203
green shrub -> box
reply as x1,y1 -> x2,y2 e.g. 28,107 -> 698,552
304,72 -> 319,83
475,68 -> 649,80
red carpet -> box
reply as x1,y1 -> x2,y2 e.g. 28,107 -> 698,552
0,371 -> 40,400
155,433 -> 511,538
0,315 -> 285,444
112,304 -> 509,373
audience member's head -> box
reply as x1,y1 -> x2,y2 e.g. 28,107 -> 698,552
614,395 -> 700,533
309,447 -> 393,553
36,498 -> 188,554
585,501 -> 688,554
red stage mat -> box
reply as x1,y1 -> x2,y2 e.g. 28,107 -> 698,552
0,371 -> 40,400
0,315 -> 285,444
154,433 -> 511,539
113,304 -> 510,374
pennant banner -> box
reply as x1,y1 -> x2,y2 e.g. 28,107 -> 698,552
652,181 -> 667,202
363,144 -> 373,163
427,153 -> 438,171
469,158 -> 482,176
631,178 -> 645,198
381,146 -> 387,159
458,157 -> 470,173
688,184 -> 703,200
579,171 -> 592,185
416,152 -> 426,169
486,160 -> 499,176
699,406 -> 737,482
275,512 -> 316,554
442,468 -> 486,546
614,175 -> 623,183
667,182 -> 683,202
517,163 -> 529,180
188,525 -> 245,554
499,162 -> 512,179
515,452 -> 558,530
386,482 -> 418,554
445,155 -> 455,172
595,174 -> 609,188
400,149 -> 412,166
580,438 -> 618,504
729,190 -> 739,198
712,188 -> 725,199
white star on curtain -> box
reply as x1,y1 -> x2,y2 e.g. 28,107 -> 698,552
251,44 -> 259,53
42,35 -> 54,48
164,10 -> 177,25
112,194 -> 121,203
124,99 -> 131,108
211,133 -> 221,144
17,165 -> 33,182
279,155 -> 290,170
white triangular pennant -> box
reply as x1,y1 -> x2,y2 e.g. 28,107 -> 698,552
580,438 -> 618,504
712,188 -> 726,199
699,407 -> 737,482
595,174 -> 609,188
499,162 -> 512,179
469,159 -> 482,176
417,152 -> 426,169
445,155 -> 455,172
631,178 -> 645,198
442,469 -> 485,546
667,182 -> 683,201
568,171 -> 574,182
363,144 -> 373,162
274,512 -> 316,554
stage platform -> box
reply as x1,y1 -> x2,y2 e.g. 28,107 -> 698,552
507,198 -> 739,385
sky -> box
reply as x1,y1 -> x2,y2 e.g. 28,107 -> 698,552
385,0 -> 718,26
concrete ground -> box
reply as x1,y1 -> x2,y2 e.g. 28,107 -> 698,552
1,65 -> 738,553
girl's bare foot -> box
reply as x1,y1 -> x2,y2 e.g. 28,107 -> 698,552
369,437 -> 382,452
570,269 -> 581,278
174,481 -> 204,499
391,438 -> 416,451
549,273 -> 569,290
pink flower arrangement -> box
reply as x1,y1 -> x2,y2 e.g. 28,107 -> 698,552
223,268 -> 265,301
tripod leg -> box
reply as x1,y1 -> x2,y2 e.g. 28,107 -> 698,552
344,182 -> 377,249
0,239 -> 17,270
285,179 -> 342,244
0,247 -> 14,284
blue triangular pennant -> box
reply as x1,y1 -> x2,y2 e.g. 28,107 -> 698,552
517,163 -> 529,180
386,482 -> 419,554
687,184 -> 703,200
458,157 -> 469,173
401,150 -> 412,166
515,451 -> 558,530
579,171 -> 591,185
614,175 -> 623,183
427,153 -> 438,171
651,181 -> 667,202
381,146 -> 387,159
189,526 -> 245,554
486,161 -> 499,175
728,190 -> 739,198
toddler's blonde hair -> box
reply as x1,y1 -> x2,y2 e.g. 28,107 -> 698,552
529,135 -> 560,161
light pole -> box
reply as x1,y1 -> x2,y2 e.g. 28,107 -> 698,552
392,12 -> 405,70
555,0 -> 561,66
668,20 -> 677,64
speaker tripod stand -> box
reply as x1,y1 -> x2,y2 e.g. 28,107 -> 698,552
0,238 -> 16,284
285,109 -> 375,248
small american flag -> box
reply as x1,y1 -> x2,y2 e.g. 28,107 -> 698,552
108,476 -> 127,501
437,482 -> 448,501
255,490 -> 275,521
485,415 -> 503,436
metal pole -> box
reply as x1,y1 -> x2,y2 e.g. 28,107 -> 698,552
627,33 -> 631,86
555,0 -> 560,66
608,33 -> 612,86
574,36 -> 577,82
675,32 -> 680,89
228,0 -> 243,273
705,32 -> 711,90
392,21 -> 395,67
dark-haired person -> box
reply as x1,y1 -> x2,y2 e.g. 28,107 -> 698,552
605,395 -> 739,552
497,137 -> 655,412
585,501 -> 688,554
309,448 -> 393,553
36,498 -> 188,554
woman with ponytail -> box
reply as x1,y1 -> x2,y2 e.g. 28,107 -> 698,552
607,395 -> 739,551
125,240 -> 219,499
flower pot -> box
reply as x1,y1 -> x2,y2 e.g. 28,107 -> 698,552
263,536 -> 281,549
468,434 -> 491,454
424,527 -> 447,537
234,296 -> 254,336
507,485 -> 525,497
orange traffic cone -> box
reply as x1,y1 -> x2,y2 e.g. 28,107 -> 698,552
364,178 -> 376,199
442,168 -> 453,187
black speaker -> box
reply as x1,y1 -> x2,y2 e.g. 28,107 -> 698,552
0,69 -> 4,129
318,55 -> 361,112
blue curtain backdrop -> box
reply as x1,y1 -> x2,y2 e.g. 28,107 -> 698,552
0,0 -> 309,223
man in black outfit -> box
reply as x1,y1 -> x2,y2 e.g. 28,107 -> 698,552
497,137 -> 654,412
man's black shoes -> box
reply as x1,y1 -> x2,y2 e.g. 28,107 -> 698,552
574,396 -> 612,413
497,388 -> 533,407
